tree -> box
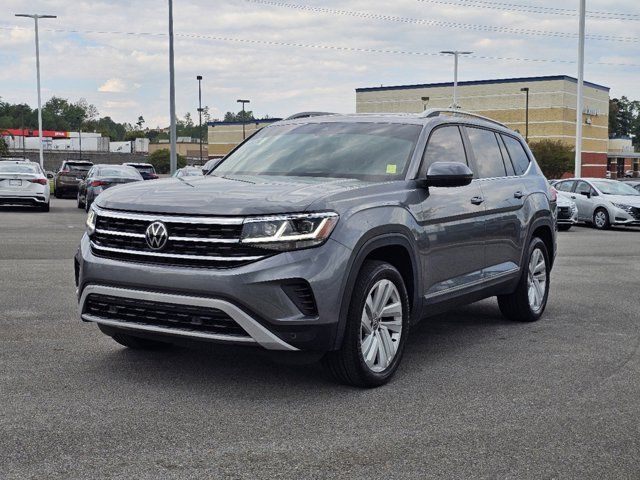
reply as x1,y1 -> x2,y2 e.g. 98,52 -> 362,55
529,139 -> 574,179
148,148 -> 186,174
0,137 -> 9,157
223,109 -> 255,122
136,115 -> 145,129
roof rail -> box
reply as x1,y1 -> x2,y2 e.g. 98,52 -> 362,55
285,112 -> 337,120
420,108 -> 507,128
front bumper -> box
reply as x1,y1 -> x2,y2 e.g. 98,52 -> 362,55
76,234 -> 352,351
611,207 -> 640,225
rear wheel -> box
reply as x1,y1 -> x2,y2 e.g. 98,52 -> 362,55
40,201 -> 50,212
77,192 -> 85,209
593,208 -> 610,230
323,260 -> 410,387
498,237 -> 550,322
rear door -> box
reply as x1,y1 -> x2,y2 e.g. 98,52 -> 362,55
416,125 -> 487,299
463,126 -> 526,277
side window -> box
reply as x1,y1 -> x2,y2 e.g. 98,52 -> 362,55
557,181 -> 575,192
497,135 -> 516,176
502,135 -> 531,175
87,167 -> 96,178
575,181 -> 591,195
421,126 -> 467,175
465,127 -> 506,178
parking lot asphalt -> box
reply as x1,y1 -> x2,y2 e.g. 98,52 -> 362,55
1,199 -> 639,479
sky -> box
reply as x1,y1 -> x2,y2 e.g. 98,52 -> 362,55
1,0 -> 639,128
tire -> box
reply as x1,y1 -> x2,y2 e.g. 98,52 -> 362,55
107,329 -> 172,351
498,237 -> 550,322
323,260 -> 410,388
593,208 -> 610,230
40,201 -> 50,212
85,198 -> 92,212
557,224 -> 572,231
77,193 -> 85,209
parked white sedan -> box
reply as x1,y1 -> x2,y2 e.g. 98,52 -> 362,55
554,178 -> 640,229
555,194 -> 578,231
0,159 -> 50,211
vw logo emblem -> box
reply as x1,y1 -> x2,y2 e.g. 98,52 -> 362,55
145,221 -> 168,250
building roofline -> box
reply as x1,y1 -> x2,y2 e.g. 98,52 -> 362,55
356,75 -> 610,93
207,118 -> 282,127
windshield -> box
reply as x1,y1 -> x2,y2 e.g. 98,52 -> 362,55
98,167 -> 142,179
0,164 -> 38,174
132,165 -> 155,174
213,122 -> 423,181
591,180 -> 640,196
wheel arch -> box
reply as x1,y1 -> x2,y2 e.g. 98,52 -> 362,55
332,226 -> 423,350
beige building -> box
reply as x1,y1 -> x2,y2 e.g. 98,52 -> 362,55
356,75 -> 610,177
207,119 -> 282,157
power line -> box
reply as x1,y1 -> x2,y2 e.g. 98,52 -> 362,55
416,0 -> 640,21
2,25 -> 639,68
243,0 -> 640,43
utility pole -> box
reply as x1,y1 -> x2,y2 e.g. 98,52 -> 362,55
168,0 -> 177,174
77,116 -> 83,159
440,51 -> 472,109
520,87 -> 530,141
237,99 -> 250,140
197,75 -> 203,165
21,111 -> 27,160
15,13 -> 57,169
575,0 -> 586,177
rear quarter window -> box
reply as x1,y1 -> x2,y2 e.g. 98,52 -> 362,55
501,135 -> 531,175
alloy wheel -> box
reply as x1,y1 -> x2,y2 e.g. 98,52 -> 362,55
594,210 -> 607,229
527,248 -> 547,313
360,279 -> 403,373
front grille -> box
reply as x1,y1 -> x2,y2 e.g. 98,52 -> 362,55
84,293 -> 250,337
557,206 -> 572,220
90,208 -> 271,268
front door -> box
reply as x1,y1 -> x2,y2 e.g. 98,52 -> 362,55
416,125 -> 487,300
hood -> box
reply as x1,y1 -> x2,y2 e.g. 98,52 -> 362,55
95,174 -> 370,215
603,194 -> 640,207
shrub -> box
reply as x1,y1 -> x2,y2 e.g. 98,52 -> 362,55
148,148 -> 186,174
529,139 -> 574,179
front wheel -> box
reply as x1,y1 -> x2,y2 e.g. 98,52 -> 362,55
323,260 -> 410,387
498,237 -> 550,322
593,208 -> 610,230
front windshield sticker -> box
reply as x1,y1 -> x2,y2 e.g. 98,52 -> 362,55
386,164 -> 397,174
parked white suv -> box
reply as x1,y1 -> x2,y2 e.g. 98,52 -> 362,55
0,159 -> 50,211
555,178 -> 640,229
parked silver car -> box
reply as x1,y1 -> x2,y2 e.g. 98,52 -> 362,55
554,178 -> 640,229
555,194 -> 578,231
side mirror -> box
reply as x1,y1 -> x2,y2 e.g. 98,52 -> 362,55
580,191 -> 591,198
46,173 -> 54,179
422,162 -> 474,188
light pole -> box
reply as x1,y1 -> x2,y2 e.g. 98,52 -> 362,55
77,115 -> 83,159
196,75 -> 203,165
237,99 -> 250,140
440,51 -> 472,109
15,13 -> 57,169
520,87 -> 530,142
168,0 -> 177,174
575,0 -> 586,177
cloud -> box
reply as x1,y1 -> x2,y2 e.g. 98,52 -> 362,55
98,78 -> 128,93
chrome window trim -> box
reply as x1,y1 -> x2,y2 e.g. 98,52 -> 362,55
78,284 -> 298,351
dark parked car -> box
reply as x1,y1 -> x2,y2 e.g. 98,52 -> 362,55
123,163 -> 158,180
54,161 -> 93,198
77,110 -> 557,387
77,165 -> 143,212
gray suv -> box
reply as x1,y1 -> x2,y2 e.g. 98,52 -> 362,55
76,110 -> 557,387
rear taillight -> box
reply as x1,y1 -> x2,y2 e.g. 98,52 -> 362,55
149,174 -> 158,179
29,178 -> 49,185
90,180 -> 106,187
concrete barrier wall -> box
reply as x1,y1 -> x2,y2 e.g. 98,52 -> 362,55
5,150 -> 149,172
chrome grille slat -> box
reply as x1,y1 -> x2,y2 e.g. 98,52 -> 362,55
90,206 -> 269,267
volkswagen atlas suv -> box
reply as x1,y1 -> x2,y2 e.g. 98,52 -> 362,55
76,110 -> 557,387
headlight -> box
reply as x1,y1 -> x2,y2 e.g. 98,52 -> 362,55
612,203 -> 633,212
241,212 -> 339,251
86,207 -> 96,235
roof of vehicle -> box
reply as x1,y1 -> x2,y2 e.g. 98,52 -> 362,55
62,160 -> 93,164
0,158 -> 31,163
269,109 -> 518,136
123,162 -> 154,167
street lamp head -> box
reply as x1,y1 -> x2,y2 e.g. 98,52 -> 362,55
15,14 -> 57,18
196,75 -> 202,80
440,50 -> 473,55
237,99 -> 250,104
520,87 -> 529,92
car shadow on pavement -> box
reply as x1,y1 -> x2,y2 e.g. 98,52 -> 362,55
96,299 -> 512,391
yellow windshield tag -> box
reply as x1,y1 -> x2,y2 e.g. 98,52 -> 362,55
386,164 -> 397,174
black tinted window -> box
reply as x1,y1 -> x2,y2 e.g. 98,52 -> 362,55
466,127 -> 506,178
502,135 -> 530,175
497,136 -> 516,176
422,126 -> 467,175
575,181 -> 592,195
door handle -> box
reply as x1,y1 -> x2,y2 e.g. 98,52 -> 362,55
470,196 -> 484,205
514,190 -> 524,199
